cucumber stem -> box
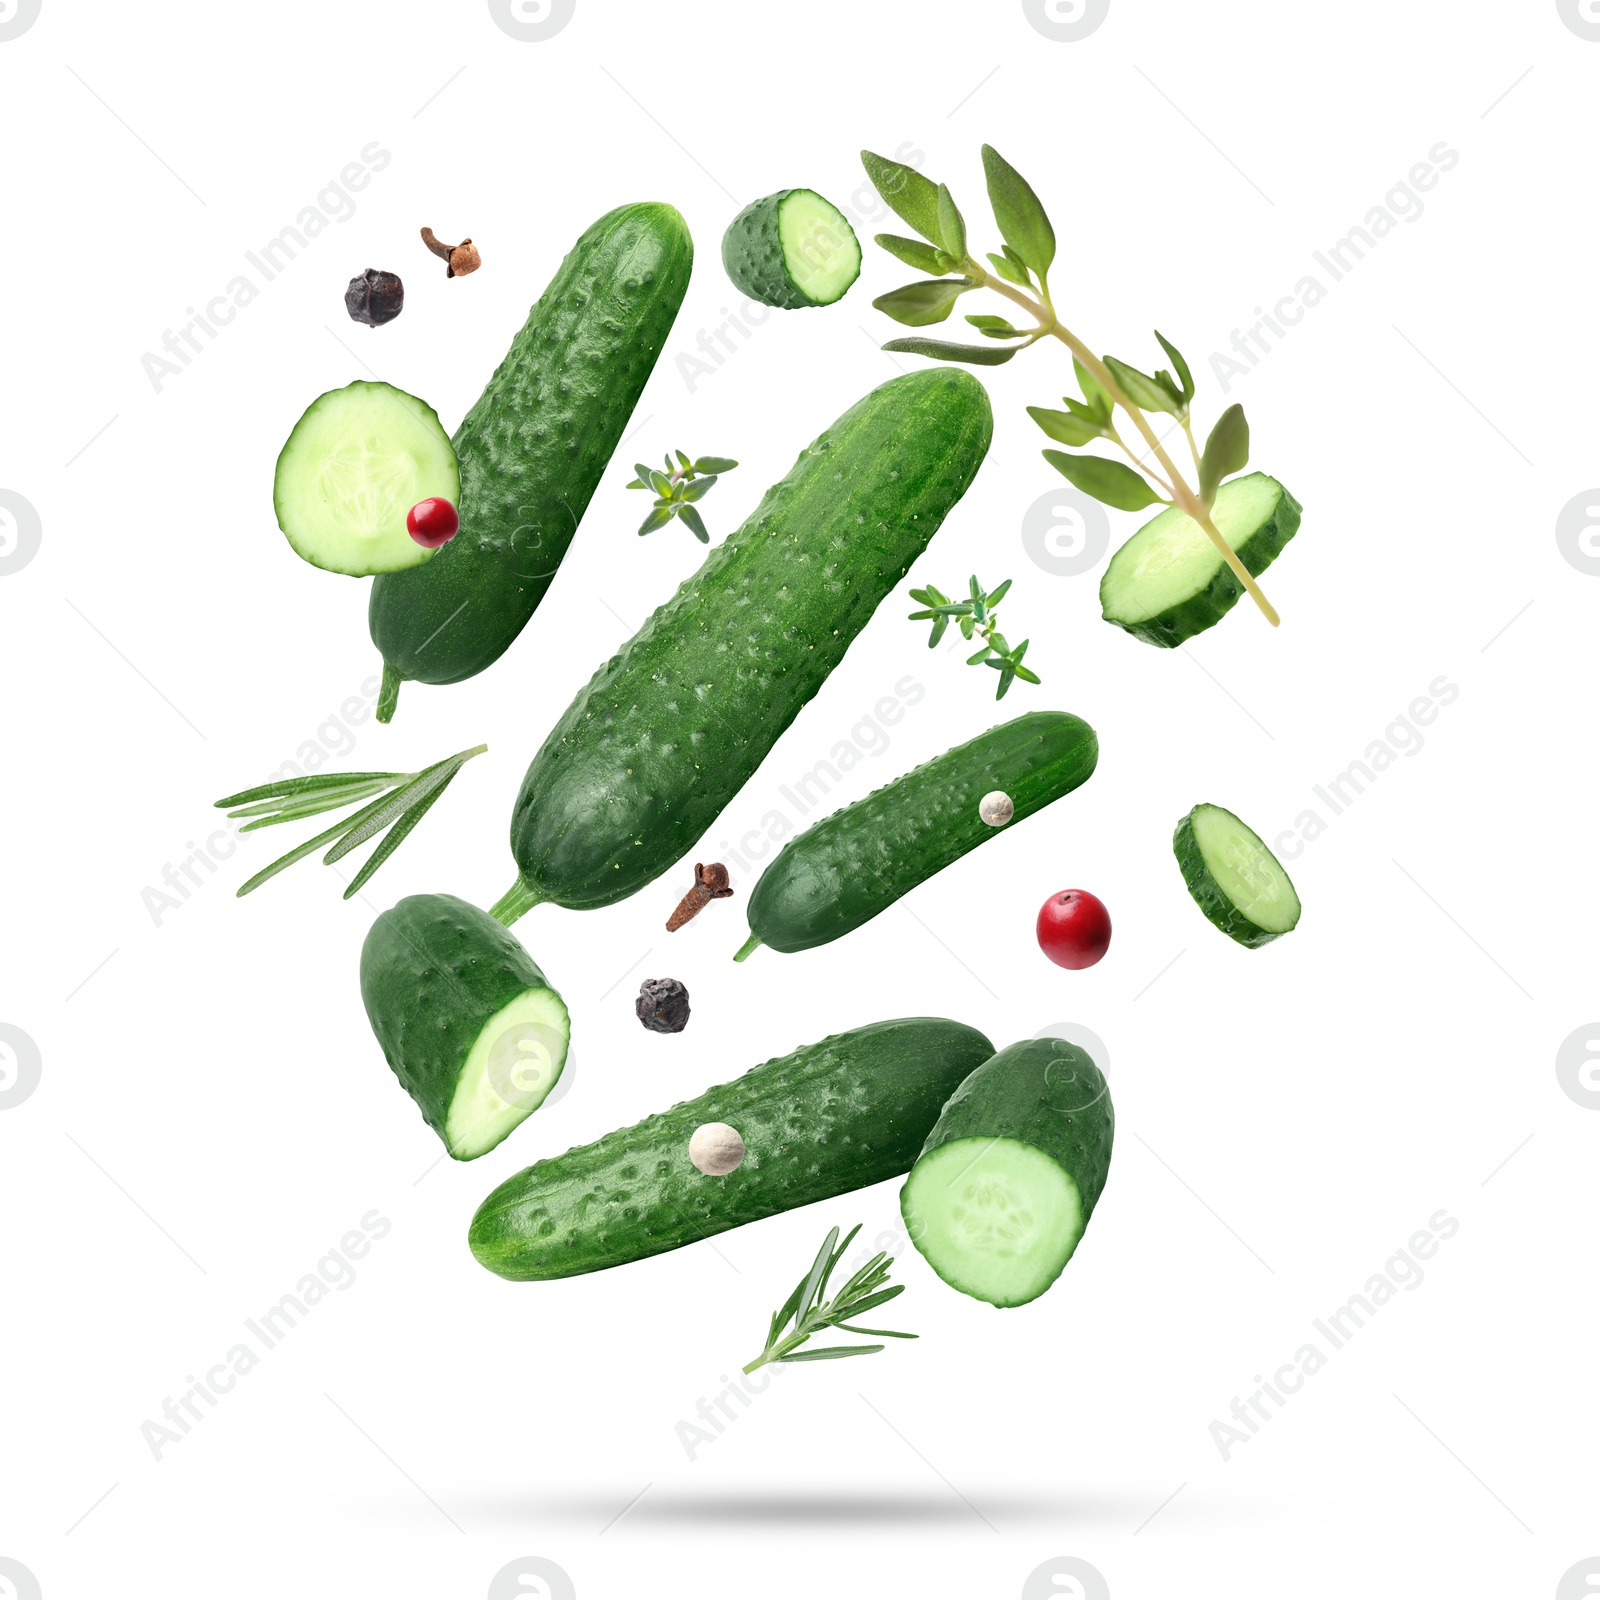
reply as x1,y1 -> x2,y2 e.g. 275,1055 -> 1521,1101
971,265 -> 1281,628
489,877 -> 543,926
376,662 -> 402,724
733,933 -> 763,962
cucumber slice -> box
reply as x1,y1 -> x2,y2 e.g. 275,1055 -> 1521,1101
722,189 -> 862,308
275,380 -> 460,577
1099,472 -> 1301,647
360,894 -> 570,1159
1173,802 -> 1301,947
902,1039 -> 1114,1308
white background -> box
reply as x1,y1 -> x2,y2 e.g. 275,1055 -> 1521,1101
2,2 -> 1596,1596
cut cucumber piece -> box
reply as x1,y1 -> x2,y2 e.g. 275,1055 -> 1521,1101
275,381 -> 459,577
722,188 -> 862,308
1099,472 -> 1301,647
902,1039 -> 1114,1308
1173,802 -> 1301,947
360,893 -> 570,1159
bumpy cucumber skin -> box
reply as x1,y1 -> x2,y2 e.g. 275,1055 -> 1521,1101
1172,804 -> 1300,948
368,204 -> 693,699
468,1017 -> 995,1281
360,893 -> 566,1157
505,369 -> 993,911
903,1039 -> 1114,1305
721,189 -> 861,308
1100,473 -> 1302,648
743,711 -> 1097,956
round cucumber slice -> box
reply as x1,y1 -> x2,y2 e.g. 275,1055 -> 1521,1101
1099,472 -> 1301,647
446,986 -> 570,1161
722,188 -> 862,309
902,1137 -> 1085,1308
274,380 -> 460,577
1174,802 -> 1301,947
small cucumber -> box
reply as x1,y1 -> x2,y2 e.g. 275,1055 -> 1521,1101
368,203 -> 693,720
1100,472 -> 1301,647
901,1038 -> 1114,1308
490,368 -> 993,921
1173,802 -> 1301,947
722,188 -> 862,308
468,1017 -> 995,1280
735,711 -> 1098,960
274,381 -> 459,577
360,894 -> 570,1160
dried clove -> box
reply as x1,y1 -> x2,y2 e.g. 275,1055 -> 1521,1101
666,862 -> 732,932
420,226 -> 482,279
637,977 -> 691,1034
345,269 -> 404,327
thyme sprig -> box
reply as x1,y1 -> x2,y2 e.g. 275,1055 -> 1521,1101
743,1223 -> 916,1374
909,574 -> 1040,699
214,744 -> 487,900
627,450 -> 739,543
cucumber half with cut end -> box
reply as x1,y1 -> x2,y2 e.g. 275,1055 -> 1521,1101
1174,802 -> 1301,947
360,893 -> 570,1159
722,189 -> 862,308
1100,472 -> 1301,647
901,1039 -> 1114,1308
274,380 -> 459,577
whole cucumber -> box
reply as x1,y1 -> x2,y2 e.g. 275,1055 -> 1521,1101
735,711 -> 1098,959
369,203 -> 693,720
468,1017 -> 995,1281
490,368 -> 994,921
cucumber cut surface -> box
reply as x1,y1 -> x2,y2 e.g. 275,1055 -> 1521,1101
722,188 -> 862,308
1099,472 -> 1300,647
902,1138 -> 1083,1308
1174,802 -> 1301,947
446,986 -> 570,1160
275,381 -> 459,577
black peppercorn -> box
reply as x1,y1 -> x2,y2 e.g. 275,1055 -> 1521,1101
636,977 -> 690,1034
345,268 -> 404,327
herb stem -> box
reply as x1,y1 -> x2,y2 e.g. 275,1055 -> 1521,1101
969,264 -> 1279,627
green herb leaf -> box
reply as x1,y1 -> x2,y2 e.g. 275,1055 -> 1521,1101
1155,330 -> 1196,405
1026,404 -> 1102,447
1042,448 -> 1165,510
836,1324 -> 918,1339
648,468 -> 673,497
985,251 -> 1030,288
778,1345 -> 885,1362
872,279 -> 971,327
1198,402 -> 1250,506
966,314 -> 1017,333
692,456 -> 738,474
1074,358 -> 1113,422
796,1226 -> 841,1323
680,474 -> 717,502
981,144 -> 1056,280
875,233 -> 956,275
1104,356 -> 1181,417
341,779 -> 449,900
676,503 -> 710,543
214,771 -> 397,809
936,183 -> 967,262
235,779 -> 393,830
323,754 -> 468,865
882,336 -> 1018,366
676,448 -> 692,470
235,813 -> 367,898
986,578 -> 1012,607
860,149 -> 944,243
637,505 -> 674,536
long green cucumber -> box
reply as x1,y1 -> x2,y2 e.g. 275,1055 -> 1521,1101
468,1017 -> 995,1280
360,894 -> 570,1160
735,710 -> 1097,960
901,1038 -> 1114,1307
368,203 -> 693,720
489,369 -> 993,920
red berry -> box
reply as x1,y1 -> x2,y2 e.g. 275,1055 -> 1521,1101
407,497 -> 459,548
1036,889 -> 1112,970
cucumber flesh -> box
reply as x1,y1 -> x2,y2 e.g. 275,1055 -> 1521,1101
1099,472 -> 1300,647
1174,802 -> 1301,947
722,188 -> 861,308
446,987 -> 570,1160
902,1138 -> 1083,1308
274,381 -> 459,577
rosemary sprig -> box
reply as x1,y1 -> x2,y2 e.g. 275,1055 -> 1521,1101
742,1224 -> 917,1374
909,574 -> 1040,699
626,449 -> 738,543
214,744 -> 487,900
